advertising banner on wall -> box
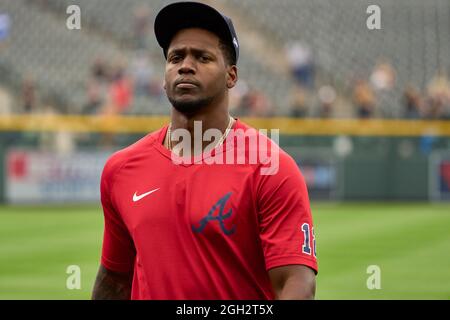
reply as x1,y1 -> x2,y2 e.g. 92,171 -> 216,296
284,147 -> 338,200
5,149 -> 112,204
429,151 -> 450,201
4,147 -> 339,203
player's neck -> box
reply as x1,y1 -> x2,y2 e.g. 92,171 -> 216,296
171,111 -> 230,133
165,104 -> 234,155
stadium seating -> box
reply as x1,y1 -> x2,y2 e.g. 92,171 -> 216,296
0,0 -> 449,117
39,0 -> 294,115
0,0 -> 171,114
223,0 -> 450,116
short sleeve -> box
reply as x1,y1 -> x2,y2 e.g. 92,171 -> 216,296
257,151 -> 318,274
100,155 -> 136,273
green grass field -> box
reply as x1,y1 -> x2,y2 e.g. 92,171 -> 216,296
0,203 -> 449,300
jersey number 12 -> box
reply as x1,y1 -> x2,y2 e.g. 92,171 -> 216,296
301,223 -> 316,257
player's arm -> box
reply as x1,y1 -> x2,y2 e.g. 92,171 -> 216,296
92,265 -> 133,300
257,149 -> 318,300
94,154 -> 136,300
268,265 -> 316,300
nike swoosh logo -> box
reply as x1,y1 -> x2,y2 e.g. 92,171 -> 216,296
133,188 -> 160,202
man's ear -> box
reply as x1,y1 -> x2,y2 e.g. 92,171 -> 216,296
226,65 -> 238,89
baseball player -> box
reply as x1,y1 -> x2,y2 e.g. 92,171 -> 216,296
92,1 -> 317,300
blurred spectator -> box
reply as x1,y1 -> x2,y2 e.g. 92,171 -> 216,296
98,62 -> 134,149
402,85 -> 424,119
352,79 -> 376,118
91,57 -> 110,84
83,79 -> 104,115
289,85 -> 309,118
317,85 -> 337,118
285,41 -> 315,89
83,58 -> 110,115
370,59 -> 396,91
0,12 -> 11,44
128,50 -> 164,99
426,71 -> 450,119
0,86 -> 12,114
426,96 -> 445,119
133,4 -> 152,50
107,66 -> 133,114
240,88 -> 271,117
370,59 -> 397,117
21,76 -> 37,113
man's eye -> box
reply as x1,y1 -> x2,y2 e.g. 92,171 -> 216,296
199,56 -> 211,62
170,55 -> 182,63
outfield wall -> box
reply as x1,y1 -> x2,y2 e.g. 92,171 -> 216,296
1,116 -> 449,203
281,135 -> 434,200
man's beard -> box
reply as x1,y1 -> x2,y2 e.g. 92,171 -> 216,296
168,94 -> 215,115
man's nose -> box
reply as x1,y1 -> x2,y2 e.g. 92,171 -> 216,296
178,56 -> 196,75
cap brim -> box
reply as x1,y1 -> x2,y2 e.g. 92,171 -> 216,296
154,2 -> 235,60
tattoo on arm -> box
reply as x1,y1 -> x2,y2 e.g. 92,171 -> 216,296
91,265 -> 133,300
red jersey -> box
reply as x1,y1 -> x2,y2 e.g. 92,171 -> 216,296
100,119 -> 318,300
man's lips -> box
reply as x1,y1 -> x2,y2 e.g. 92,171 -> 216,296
174,79 -> 200,89
176,83 -> 198,89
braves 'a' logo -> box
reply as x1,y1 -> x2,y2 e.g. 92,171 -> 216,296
192,192 -> 236,236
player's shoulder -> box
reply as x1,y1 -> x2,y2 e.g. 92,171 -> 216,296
236,119 -> 298,169
102,127 -> 165,178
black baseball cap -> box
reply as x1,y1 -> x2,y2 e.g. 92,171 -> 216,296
154,1 -> 239,65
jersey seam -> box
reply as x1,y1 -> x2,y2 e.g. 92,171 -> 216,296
265,254 -> 317,264
101,255 -> 134,272
109,136 -> 158,208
